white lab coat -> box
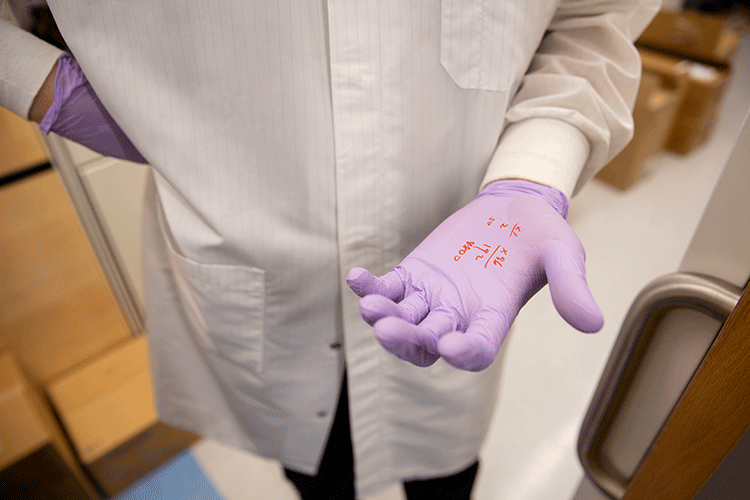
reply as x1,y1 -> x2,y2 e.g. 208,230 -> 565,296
1,0 -> 659,497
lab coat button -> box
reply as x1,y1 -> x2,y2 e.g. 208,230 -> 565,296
330,342 -> 342,350
317,411 -> 327,418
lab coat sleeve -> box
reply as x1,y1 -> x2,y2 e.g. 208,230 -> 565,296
481,0 -> 661,198
0,9 -> 64,120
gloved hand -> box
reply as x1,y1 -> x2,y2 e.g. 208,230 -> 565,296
347,179 -> 603,371
39,54 -> 147,163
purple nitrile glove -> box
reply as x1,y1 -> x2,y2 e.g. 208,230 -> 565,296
39,54 -> 147,164
346,179 -> 603,372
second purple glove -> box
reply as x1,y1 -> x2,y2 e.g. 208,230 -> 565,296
347,180 -> 603,371
39,53 -> 147,164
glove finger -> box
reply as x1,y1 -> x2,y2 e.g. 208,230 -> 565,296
373,311 -> 455,367
359,293 -> 429,326
542,240 -> 603,333
438,311 -> 510,372
346,267 -> 405,300
360,295 -> 400,326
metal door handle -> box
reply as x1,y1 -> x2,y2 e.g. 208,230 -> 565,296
578,272 -> 741,499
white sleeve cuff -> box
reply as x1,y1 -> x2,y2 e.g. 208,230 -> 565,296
480,118 -> 590,199
0,19 -> 64,119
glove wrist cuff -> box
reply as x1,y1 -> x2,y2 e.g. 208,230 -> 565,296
477,179 -> 570,219
39,53 -> 79,133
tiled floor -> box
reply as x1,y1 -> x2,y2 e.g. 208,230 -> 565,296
120,35 -> 750,500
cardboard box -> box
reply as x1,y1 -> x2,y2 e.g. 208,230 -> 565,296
0,352 -> 97,499
639,47 -> 730,155
637,9 -> 742,67
633,10 -> 741,156
596,67 -> 684,189
47,336 -> 198,497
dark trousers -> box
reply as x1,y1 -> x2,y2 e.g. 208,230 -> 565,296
284,377 -> 479,499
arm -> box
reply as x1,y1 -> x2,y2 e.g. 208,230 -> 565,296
347,0 -> 661,371
485,0 -> 662,197
1,15 -> 146,163
0,16 -> 63,120
28,60 -> 57,123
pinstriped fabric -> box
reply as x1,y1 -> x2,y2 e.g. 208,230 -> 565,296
441,0 -> 552,92
49,0 -> 347,476
36,0 -> 658,496
326,4 -> 513,488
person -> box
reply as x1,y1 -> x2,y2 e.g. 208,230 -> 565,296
1,0 -> 660,498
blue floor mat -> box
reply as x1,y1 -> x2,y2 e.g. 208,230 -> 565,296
114,451 -> 224,500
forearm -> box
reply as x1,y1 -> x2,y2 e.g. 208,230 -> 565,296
28,61 -> 57,123
0,18 -> 63,120
496,0 -> 661,197
481,118 -> 591,199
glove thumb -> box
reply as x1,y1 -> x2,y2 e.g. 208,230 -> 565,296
346,267 -> 405,300
541,239 -> 603,333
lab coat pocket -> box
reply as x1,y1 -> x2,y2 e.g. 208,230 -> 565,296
440,0 -> 541,92
157,208 -> 266,375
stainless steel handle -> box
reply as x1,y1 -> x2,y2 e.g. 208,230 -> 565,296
578,272 -> 742,499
